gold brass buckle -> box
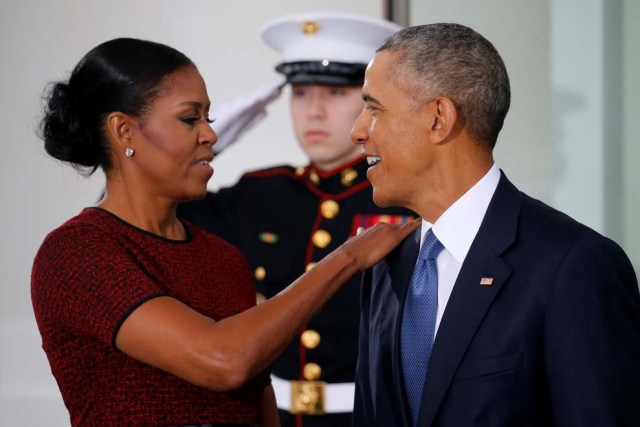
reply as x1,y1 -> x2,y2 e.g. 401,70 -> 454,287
290,380 -> 327,415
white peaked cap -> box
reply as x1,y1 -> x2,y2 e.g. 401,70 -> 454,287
261,12 -> 402,85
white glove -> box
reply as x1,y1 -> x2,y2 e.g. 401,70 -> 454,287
212,81 -> 285,154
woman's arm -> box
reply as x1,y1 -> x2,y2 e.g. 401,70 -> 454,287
115,219 -> 419,391
262,385 -> 280,427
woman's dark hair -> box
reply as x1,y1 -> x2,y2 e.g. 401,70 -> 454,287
40,38 -> 194,175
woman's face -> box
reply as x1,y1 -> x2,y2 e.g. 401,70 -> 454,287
290,84 -> 363,171
129,65 -> 217,202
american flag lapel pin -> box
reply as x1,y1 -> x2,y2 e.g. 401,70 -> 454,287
480,277 -> 494,286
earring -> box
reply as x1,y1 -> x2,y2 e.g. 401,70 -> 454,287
125,147 -> 134,157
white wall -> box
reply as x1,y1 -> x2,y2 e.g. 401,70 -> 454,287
0,0 -> 382,424
623,0 -> 640,283
409,0 -> 639,271
410,0 -> 553,203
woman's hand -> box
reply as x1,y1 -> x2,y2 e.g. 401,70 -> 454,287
340,218 -> 421,271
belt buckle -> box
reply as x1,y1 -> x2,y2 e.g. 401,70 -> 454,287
290,380 -> 327,415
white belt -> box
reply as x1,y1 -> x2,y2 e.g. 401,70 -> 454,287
270,374 -> 355,414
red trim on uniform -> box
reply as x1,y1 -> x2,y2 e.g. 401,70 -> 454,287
296,159 -> 370,427
303,177 -> 371,200
294,196 -> 326,427
244,167 -> 302,180
334,180 -> 371,201
304,201 -> 326,267
309,156 -> 363,178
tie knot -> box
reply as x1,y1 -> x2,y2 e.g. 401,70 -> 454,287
420,230 -> 444,261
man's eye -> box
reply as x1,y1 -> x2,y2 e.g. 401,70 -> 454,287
206,116 -> 216,124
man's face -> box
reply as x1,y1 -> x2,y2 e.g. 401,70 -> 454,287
351,51 -> 434,210
290,84 -> 363,171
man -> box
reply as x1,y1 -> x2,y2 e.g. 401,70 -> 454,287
351,23 -> 640,426
178,13 -> 412,427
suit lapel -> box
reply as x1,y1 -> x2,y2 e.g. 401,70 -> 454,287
417,173 -> 522,426
386,228 -> 421,426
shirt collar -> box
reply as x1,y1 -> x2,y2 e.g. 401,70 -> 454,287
420,163 -> 501,263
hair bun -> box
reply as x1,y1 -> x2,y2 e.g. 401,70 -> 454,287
40,82 -> 100,172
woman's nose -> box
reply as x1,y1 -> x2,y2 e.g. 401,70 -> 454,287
201,122 -> 218,146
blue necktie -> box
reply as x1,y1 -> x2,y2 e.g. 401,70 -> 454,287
401,229 -> 444,425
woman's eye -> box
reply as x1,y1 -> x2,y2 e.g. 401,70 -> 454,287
206,116 -> 216,124
180,116 -> 199,125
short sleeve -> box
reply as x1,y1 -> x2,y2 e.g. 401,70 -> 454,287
31,221 -> 165,348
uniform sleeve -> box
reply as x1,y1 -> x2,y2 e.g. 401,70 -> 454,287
544,234 -> 640,426
31,222 -> 165,348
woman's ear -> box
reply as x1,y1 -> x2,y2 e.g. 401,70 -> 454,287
105,112 -> 134,144
105,112 -> 137,157
430,97 -> 458,144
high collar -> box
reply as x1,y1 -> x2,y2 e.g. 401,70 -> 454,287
296,157 -> 371,197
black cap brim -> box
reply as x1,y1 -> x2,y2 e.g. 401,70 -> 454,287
276,61 -> 366,86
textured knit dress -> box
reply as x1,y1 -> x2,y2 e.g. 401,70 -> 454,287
31,207 -> 269,427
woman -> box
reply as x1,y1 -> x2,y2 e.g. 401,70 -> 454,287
31,38 -> 418,427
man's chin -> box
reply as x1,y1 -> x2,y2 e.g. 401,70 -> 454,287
372,190 -> 391,208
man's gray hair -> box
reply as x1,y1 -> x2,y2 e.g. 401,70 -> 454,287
377,23 -> 511,148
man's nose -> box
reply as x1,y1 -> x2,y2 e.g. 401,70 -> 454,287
308,94 -> 327,119
351,111 -> 368,145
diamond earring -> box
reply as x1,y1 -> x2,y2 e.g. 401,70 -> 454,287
125,147 -> 134,157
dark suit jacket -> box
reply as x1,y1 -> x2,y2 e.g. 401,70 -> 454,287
353,173 -> 640,427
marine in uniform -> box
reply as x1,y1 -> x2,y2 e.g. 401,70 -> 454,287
179,13 -> 412,427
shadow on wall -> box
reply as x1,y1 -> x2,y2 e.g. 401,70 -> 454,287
552,88 -> 585,184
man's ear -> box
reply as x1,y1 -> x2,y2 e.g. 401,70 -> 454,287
105,112 -> 135,147
430,97 -> 458,144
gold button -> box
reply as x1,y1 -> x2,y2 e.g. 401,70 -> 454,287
312,230 -> 331,248
295,166 -> 306,176
254,266 -> 266,281
300,330 -> 321,349
309,170 -> 320,185
256,292 -> 266,304
320,200 -> 339,219
305,262 -> 317,272
303,362 -> 322,380
341,168 -> 358,186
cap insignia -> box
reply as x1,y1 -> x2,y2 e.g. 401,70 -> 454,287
301,20 -> 320,35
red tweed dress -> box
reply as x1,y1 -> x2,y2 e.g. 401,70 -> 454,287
31,207 -> 268,427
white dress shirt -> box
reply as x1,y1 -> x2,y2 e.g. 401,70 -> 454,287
417,163 -> 501,335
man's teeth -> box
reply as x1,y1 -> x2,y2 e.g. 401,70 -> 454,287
367,156 -> 381,166
198,160 -> 210,165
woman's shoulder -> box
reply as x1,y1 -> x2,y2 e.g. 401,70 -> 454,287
36,208 -> 122,262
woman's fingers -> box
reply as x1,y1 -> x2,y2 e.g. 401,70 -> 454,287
345,218 -> 420,270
